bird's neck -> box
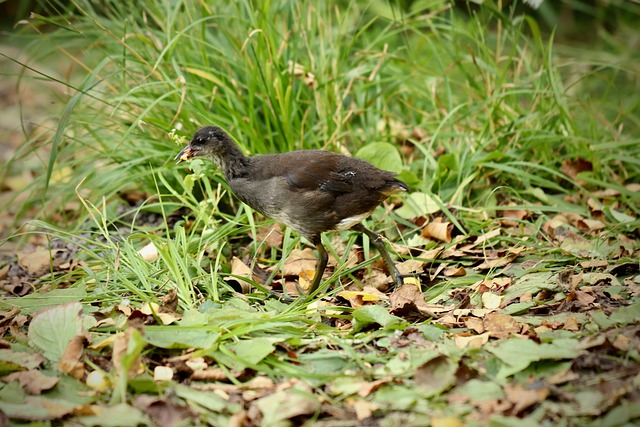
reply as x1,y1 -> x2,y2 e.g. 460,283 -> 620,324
216,142 -> 249,179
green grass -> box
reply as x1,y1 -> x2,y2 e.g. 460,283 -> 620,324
1,0 -> 639,425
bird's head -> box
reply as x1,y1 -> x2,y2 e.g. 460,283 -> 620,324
175,126 -> 233,164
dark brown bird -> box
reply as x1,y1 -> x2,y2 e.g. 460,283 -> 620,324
176,126 -> 408,295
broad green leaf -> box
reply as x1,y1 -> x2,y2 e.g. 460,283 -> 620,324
370,384 -> 420,411
355,142 -> 403,173
414,355 -> 457,397
228,338 -> 276,366
75,403 -> 150,427
395,192 -> 441,219
174,385 -> 239,413
298,350 -> 352,375
255,388 -> 320,426
0,396 -> 79,421
457,379 -> 505,403
501,272 -> 560,300
609,303 -> 640,325
28,302 -> 84,363
381,348 -> 440,376
0,285 -> 87,315
352,305 -> 406,332
488,415 -> 544,427
143,327 -> 220,349
591,399 -> 640,427
488,338 -> 581,378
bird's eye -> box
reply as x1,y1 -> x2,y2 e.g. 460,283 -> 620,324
194,138 -> 204,145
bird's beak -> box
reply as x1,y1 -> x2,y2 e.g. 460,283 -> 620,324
175,145 -> 194,164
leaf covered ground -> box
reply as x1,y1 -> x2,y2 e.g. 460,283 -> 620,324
1,1 -> 639,426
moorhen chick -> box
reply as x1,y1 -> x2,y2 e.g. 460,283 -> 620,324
175,126 -> 408,295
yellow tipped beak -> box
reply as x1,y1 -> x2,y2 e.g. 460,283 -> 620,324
175,146 -> 194,164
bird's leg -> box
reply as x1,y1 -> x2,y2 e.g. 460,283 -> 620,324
307,240 -> 328,295
352,223 -> 404,287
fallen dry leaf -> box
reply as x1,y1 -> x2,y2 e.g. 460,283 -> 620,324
351,398 -> 377,420
483,313 -> 521,338
454,332 -> 490,349
2,370 -> 59,394
297,269 -> 317,291
579,259 -> 608,269
422,218 -> 453,243
475,252 -> 519,270
443,266 -> 466,277
465,317 -> 484,334
390,283 -> 438,319
255,224 -> 284,249
225,257 -> 254,293
504,382 -> 549,415
112,329 -> 144,379
563,316 -> 580,331
134,395 -> 195,427
282,248 -> 317,277
396,259 -> 425,276
358,378 -> 392,397
17,248 -> 52,276
612,334 -> 631,351
560,157 -> 592,181
576,218 -> 606,232
500,204 -> 528,227
574,290 -> 596,306
338,288 -> 388,309
58,334 -> 87,379
139,302 -> 179,325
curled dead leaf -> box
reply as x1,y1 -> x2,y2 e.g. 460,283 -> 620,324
390,284 -> 435,319
422,218 -> 453,243
2,370 -> 59,394
396,259 -> 425,276
443,266 -> 466,277
576,218 -> 606,232
225,257 -> 255,293
483,313 -> 521,338
338,288 -> 388,309
282,248 -> 317,277
352,399 -> 377,420
560,157 -> 592,181
58,334 -> 87,379
499,204 -> 528,227
454,332 -> 489,349
256,224 -> 284,249
504,382 -> 549,415
358,378 -> 392,397
17,248 -> 52,276
563,316 -> 580,331
464,317 -> 484,334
